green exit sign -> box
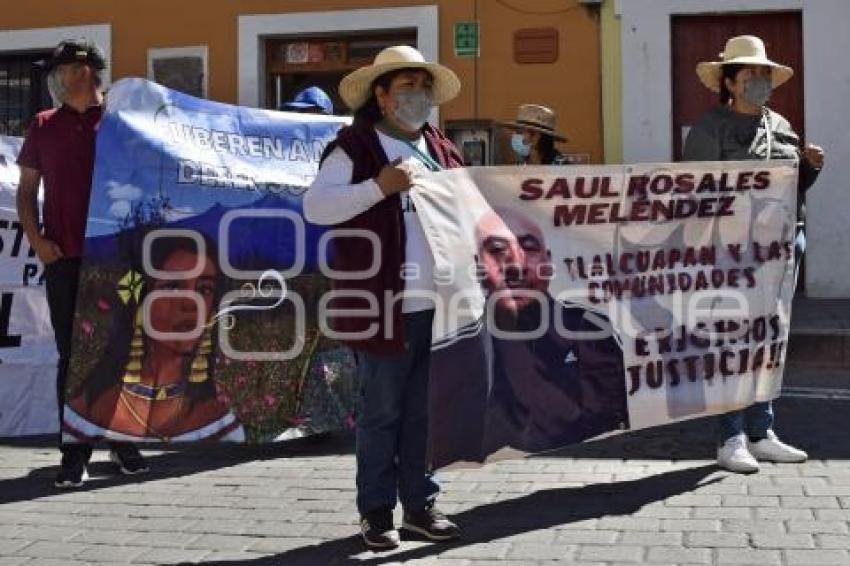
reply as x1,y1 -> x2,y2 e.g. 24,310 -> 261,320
454,21 -> 480,57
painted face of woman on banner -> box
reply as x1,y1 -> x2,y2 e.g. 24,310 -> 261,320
147,247 -> 217,355
475,208 -> 553,314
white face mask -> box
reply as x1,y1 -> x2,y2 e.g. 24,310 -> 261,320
391,89 -> 433,131
46,68 -> 67,106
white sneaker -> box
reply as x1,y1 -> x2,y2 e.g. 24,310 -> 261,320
717,433 -> 760,474
748,430 -> 808,463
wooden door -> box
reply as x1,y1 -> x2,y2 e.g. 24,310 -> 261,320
671,12 -> 804,161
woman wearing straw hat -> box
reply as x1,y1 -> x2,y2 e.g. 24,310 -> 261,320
501,104 -> 570,165
684,35 -> 824,474
304,45 -> 463,549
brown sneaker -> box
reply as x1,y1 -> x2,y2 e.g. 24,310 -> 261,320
360,509 -> 400,549
402,506 -> 460,541
54,462 -> 88,489
109,445 -> 149,475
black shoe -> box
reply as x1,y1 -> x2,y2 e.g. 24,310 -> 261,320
109,445 -> 149,475
54,460 -> 88,489
402,505 -> 460,541
360,509 -> 400,550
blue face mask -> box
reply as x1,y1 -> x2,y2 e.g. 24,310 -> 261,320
511,133 -> 531,158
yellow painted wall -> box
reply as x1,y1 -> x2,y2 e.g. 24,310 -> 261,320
441,1 -> 603,162
1,0 -> 603,161
599,0 -> 622,164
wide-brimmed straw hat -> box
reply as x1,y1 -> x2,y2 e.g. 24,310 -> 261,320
339,45 -> 461,111
499,104 -> 568,142
696,35 -> 794,93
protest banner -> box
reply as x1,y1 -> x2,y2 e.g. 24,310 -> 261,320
411,163 -> 798,467
0,135 -> 58,436
61,78 -> 798,468
63,78 -> 356,443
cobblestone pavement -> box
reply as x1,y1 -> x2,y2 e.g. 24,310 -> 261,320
1,396 -> 848,565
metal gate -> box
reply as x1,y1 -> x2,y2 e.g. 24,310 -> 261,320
0,51 -> 53,137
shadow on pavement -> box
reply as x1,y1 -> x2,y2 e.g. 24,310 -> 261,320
0,432 -> 354,506
1,396 -> 845,514
542,396 -> 850,461
202,464 -> 720,566
190,396 -> 850,564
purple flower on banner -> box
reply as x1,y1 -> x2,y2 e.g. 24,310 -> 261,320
96,298 -> 111,312
81,320 -> 95,337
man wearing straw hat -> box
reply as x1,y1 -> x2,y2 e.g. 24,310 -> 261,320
684,35 -> 824,474
304,45 -> 463,549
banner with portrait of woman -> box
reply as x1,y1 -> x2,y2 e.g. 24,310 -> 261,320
63,78 -> 356,444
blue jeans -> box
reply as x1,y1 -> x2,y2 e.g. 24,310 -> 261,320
355,309 -> 440,516
718,229 -> 804,444
718,401 -> 774,443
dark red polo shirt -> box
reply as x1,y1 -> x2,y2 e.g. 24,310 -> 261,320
17,104 -> 102,258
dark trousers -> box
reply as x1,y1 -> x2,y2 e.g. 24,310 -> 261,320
44,258 -> 126,465
355,309 -> 440,516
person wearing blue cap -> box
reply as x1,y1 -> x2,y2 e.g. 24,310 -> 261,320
281,86 -> 334,115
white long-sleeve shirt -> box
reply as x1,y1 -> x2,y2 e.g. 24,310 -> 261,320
304,130 -> 436,313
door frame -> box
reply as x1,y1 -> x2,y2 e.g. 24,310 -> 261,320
237,6 -> 439,114
617,0 -> 850,297
669,11 -> 804,161
617,0 -> 805,163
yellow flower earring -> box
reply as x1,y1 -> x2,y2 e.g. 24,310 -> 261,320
122,309 -> 144,384
118,270 -> 144,384
188,325 -> 212,383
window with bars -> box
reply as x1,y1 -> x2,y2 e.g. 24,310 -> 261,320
0,51 -> 53,137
